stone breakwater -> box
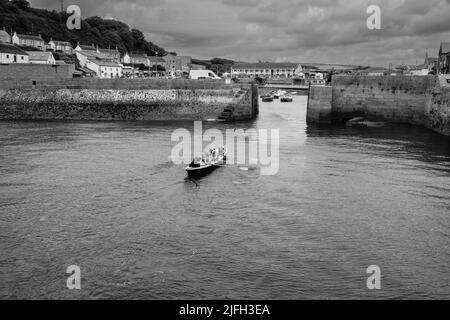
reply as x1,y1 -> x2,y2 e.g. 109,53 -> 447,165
426,86 -> 450,136
0,80 -> 258,121
307,75 -> 450,137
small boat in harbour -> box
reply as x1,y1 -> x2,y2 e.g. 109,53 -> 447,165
261,95 -> 274,102
273,90 -> 287,99
280,95 -> 293,102
186,147 -> 227,177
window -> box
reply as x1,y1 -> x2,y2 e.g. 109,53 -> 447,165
6,54 -> 9,59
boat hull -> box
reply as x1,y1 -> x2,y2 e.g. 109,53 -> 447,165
186,165 -> 218,178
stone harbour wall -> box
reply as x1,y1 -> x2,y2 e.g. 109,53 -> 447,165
0,79 -> 258,121
331,75 -> 437,125
307,75 -> 449,136
425,86 -> 450,136
307,86 -> 332,124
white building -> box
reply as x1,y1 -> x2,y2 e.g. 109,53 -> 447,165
231,62 -> 301,78
86,60 -> 123,78
121,53 -> 149,66
75,43 -> 98,54
98,47 -> 120,62
26,51 -> 56,64
12,32 -> 45,50
0,43 -> 29,63
48,39 -> 73,54
75,51 -> 99,68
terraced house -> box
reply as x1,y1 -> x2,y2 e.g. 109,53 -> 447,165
121,53 -> 150,66
26,51 -> 56,64
48,39 -> 73,54
86,60 -> 123,79
231,62 -> 302,78
12,32 -> 45,50
0,43 -> 29,63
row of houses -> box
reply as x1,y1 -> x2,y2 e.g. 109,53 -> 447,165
0,28 -> 72,53
231,62 -> 303,78
0,43 -> 63,65
0,27 -> 194,78
73,43 -> 192,78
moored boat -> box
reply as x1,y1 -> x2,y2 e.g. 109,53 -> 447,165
280,95 -> 293,102
273,90 -> 287,99
261,95 -> 274,102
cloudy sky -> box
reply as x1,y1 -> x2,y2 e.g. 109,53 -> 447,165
30,0 -> 450,66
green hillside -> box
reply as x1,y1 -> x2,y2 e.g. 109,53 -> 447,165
0,0 -> 168,56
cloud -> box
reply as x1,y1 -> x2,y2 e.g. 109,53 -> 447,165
29,0 -> 450,66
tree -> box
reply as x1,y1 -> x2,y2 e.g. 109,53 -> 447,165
12,0 -> 30,10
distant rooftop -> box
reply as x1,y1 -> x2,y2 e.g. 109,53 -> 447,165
78,44 -> 97,51
233,62 -> 299,69
99,48 -> 119,54
16,34 -> 43,41
440,42 -> 450,54
0,29 -> 10,37
0,43 -> 28,55
148,56 -> 165,62
128,53 -> 147,58
90,60 -> 122,67
26,51 -> 53,61
51,40 -> 71,46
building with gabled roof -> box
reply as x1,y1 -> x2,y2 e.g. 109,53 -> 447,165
86,59 -> 123,78
12,32 -> 45,50
48,39 -> 73,54
438,42 -> 450,74
26,51 -> 56,64
0,43 -> 29,64
98,47 -> 120,61
75,43 -> 98,54
122,52 -> 149,66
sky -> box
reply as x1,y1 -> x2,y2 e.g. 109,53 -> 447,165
29,0 -> 450,67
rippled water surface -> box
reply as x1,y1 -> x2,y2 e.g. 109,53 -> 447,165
0,96 -> 449,299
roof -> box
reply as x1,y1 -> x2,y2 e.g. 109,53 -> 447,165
0,29 -> 10,38
26,51 -> 54,61
99,48 -> 119,54
79,44 -> 97,51
233,62 -> 299,69
128,53 -> 147,59
16,34 -> 43,41
0,43 -> 28,55
148,56 -> 165,62
89,60 -> 122,67
360,67 -> 388,74
409,64 -> 427,70
51,40 -> 71,46
76,51 -> 99,59
77,67 -> 96,74
440,42 -> 450,54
